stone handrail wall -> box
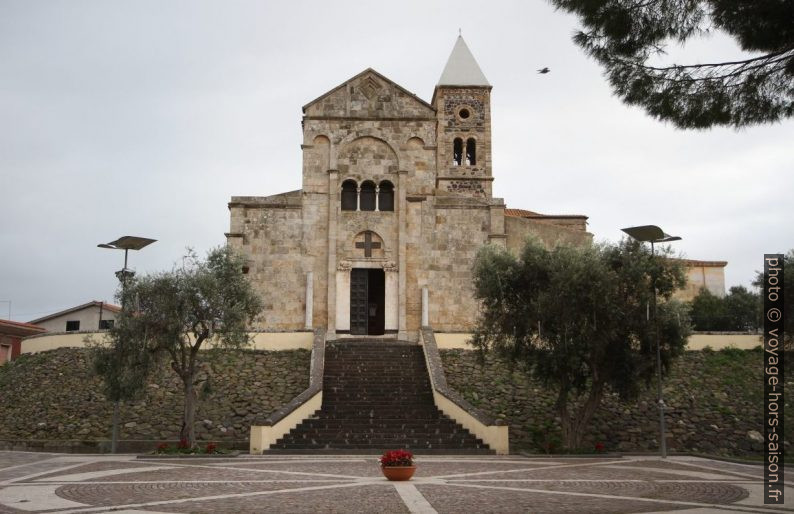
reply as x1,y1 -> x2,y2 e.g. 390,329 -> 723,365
420,326 -> 509,454
249,327 -> 325,454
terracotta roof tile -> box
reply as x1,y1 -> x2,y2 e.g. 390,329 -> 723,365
0,319 -> 46,336
673,258 -> 728,268
504,208 -> 588,220
29,301 -> 121,324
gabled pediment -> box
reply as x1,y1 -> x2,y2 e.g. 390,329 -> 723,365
302,68 -> 435,118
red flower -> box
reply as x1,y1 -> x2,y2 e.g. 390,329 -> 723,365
594,442 -> 605,452
379,449 -> 414,467
205,442 -> 217,454
178,438 -> 190,450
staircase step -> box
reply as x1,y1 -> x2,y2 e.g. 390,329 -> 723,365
270,340 -> 493,454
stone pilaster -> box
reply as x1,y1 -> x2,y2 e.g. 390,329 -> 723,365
326,169 -> 338,338
398,169 -> 408,340
304,271 -> 313,330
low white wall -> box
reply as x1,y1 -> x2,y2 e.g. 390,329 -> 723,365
435,332 -> 762,351
434,333 -> 473,349
21,332 -> 109,353
21,331 -> 314,355
249,332 -> 314,351
688,333 -> 761,350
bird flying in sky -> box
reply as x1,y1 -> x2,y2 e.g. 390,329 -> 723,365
537,67 -> 550,74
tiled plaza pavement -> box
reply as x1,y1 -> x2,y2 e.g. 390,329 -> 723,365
0,452 -> 791,513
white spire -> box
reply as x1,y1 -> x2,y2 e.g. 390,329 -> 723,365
437,36 -> 490,87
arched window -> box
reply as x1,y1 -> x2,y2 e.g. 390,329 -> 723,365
378,180 -> 394,212
453,138 -> 463,166
466,138 -> 476,165
341,180 -> 357,211
360,181 -> 376,211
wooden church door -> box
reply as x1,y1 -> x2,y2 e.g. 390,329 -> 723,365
350,269 -> 369,335
350,268 -> 385,336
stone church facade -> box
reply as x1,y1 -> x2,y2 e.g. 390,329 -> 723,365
227,37 -> 591,341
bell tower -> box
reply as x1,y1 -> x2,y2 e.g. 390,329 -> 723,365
433,36 -> 493,198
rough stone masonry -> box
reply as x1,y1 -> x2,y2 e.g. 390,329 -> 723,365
226,36 -> 591,341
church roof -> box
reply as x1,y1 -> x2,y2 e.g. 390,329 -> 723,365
437,36 -> 490,87
505,208 -> 588,220
302,68 -> 434,114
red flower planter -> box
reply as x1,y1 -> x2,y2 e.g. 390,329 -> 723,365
381,466 -> 416,481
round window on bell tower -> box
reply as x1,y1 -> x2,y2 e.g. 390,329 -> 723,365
458,108 -> 470,119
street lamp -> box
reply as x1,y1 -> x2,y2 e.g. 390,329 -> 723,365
98,236 -> 157,289
97,235 -> 156,454
621,225 -> 681,459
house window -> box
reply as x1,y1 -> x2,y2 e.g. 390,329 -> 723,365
378,181 -> 394,211
99,319 -> 114,330
466,138 -> 476,165
66,320 -> 80,332
453,138 -> 463,166
359,181 -> 376,211
341,180 -> 358,211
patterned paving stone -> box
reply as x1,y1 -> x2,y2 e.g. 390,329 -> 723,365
0,453 -> 787,513
150,484 -> 408,514
56,481 -> 351,506
455,480 -> 750,504
416,484 -> 689,514
617,460 -> 737,474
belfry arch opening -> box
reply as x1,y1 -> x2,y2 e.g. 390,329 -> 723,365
466,138 -> 476,165
453,138 -> 463,166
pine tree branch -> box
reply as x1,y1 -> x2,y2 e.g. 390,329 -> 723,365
623,49 -> 791,72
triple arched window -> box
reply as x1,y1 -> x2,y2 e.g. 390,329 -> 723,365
340,180 -> 395,212
452,137 -> 476,166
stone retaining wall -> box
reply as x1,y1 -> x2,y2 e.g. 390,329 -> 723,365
440,348 -> 790,457
0,347 -> 309,450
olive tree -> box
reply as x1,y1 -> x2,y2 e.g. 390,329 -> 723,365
90,320 -> 156,453
471,238 -> 690,449
113,246 -> 262,447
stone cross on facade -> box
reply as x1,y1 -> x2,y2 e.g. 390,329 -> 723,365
355,231 -> 381,258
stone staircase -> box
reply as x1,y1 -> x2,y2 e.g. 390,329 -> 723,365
270,340 -> 493,452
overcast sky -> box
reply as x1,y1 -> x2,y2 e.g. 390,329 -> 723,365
1,0 -> 791,322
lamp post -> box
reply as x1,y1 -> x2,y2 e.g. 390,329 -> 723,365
621,225 -> 681,459
98,236 -> 156,453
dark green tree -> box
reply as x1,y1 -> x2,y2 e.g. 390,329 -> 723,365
689,287 -> 728,331
724,285 -> 761,331
471,238 -> 690,449
689,285 -> 760,331
549,0 -> 794,129
114,246 -> 263,447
